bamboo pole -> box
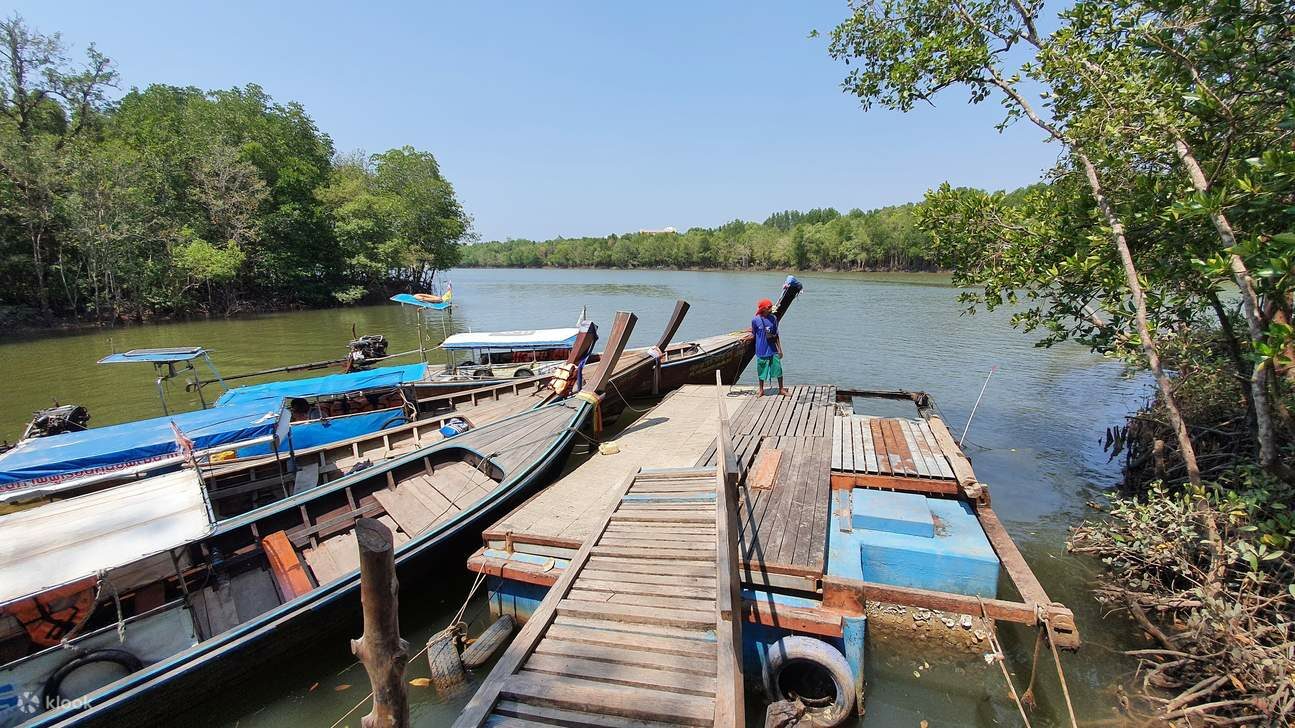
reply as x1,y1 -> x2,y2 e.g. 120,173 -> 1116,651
350,518 -> 410,728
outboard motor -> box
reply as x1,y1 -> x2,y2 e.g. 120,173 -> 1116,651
22,404 -> 90,440
346,334 -> 389,370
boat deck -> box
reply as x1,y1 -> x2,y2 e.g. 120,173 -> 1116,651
456,466 -> 742,728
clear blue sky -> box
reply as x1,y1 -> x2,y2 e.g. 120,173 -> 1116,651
18,1 -> 1059,241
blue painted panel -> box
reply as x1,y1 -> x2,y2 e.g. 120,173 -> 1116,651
852,489 -> 935,537
857,497 -> 999,597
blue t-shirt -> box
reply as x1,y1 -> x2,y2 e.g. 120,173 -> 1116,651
752,314 -> 779,359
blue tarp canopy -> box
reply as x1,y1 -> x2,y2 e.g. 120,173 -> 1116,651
391,293 -> 451,311
0,402 -> 289,497
98,347 -> 210,364
439,328 -> 579,351
213,362 -> 429,408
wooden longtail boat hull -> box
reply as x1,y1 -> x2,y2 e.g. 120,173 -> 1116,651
18,311 -> 641,728
25,400 -> 592,727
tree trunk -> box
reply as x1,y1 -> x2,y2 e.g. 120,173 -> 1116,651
30,228 -> 52,325
350,518 -> 409,728
1206,290 -> 1256,429
1174,138 -> 1281,474
1078,153 -> 1202,486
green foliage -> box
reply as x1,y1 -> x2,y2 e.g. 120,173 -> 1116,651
459,203 -> 936,271
0,15 -> 471,322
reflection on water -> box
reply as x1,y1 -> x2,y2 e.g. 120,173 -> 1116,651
0,268 -> 1142,726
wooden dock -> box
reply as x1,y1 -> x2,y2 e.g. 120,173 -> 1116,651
456,385 -> 744,727
470,383 -> 1080,648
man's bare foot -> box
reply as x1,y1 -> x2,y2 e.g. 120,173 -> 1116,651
756,387 -> 764,397
779,388 -> 790,396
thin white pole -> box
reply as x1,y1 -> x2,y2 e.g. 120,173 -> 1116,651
960,365 -> 998,447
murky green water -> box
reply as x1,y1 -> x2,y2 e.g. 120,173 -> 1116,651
0,268 -> 1142,726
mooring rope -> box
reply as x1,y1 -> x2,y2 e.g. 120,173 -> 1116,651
327,568 -> 493,728
979,598 -> 1034,728
1042,611 -> 1080,728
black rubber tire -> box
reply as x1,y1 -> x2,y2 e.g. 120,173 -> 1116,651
765,636 -> 856,726
426,626 -> 466,693
513,369 -> 534,379
43,648 -> 143,706
461,615 -> 516,669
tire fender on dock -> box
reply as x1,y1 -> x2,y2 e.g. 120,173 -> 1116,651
764,636 -> 856,727
461,614 -> 515,669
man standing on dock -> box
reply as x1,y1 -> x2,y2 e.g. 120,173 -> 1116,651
753,298 -> 787,396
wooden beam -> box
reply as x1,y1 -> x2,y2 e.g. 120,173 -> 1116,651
821,575 -> 1080,647
712,373 -> 744,727
829,472 -> 960,496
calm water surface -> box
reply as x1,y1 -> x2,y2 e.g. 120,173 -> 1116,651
0,269 -> 1146,726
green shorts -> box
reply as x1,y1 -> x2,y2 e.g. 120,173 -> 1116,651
756,355 -> 782,381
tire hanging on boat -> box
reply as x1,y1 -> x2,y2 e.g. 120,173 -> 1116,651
425,624 -> 466,693
43,648 -> 143,706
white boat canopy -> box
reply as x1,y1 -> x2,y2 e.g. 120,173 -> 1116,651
439,328 -> 580,351
0,469 -> 213,605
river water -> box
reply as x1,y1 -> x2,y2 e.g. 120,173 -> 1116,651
0,268 -> 1145,726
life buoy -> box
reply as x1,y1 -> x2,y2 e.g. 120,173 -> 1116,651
3,576 -> 98,647
42,648 -> 143,706
765,636 -> 856,726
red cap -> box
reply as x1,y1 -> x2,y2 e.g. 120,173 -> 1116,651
756,298 -> 773,314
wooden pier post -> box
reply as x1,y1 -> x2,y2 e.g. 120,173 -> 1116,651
350,518 -> 410,728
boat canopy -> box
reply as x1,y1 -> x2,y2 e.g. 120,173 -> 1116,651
213,362 -> 429,407
0,469 -> 213,604
97,347 -> 211,365
440,328 -> 580,351
390,293 -> 451,311
0,402 -> 289,499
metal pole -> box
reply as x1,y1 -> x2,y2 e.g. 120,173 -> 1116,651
960,365 -> 998,447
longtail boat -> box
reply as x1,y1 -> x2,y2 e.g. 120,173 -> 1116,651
0,312 -> 640,728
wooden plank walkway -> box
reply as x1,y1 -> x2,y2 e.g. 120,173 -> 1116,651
456,464 -> 743,728
831,414 -> 955,479
698,385 -> 835,589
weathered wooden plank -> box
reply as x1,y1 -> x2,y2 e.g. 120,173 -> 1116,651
372,485 -> 435,535
552,615 -> 717,646
858,417 -> 877,473
609,512 -> 713,524
493,700 -> 685,728
596,591 -> 717,614
522,653 -> 718,697
907,419 -> 942,477
597,536 -> 716,550
574,580 -> 716,600
557,600 -> 714,630
535,638 -> 716,678
917,420 -> 957,479
884,418 -> 919,475
586,555 -> 715,571
544,623 -> 716,659
497,673 -> 713,727
897,419 -> 930,477
869,418 -> 891,475
591,546 -> 719,561
579,570 -> 715,588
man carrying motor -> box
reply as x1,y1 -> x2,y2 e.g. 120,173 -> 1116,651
752,298 -> 787,397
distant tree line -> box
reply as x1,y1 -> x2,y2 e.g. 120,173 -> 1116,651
459,203 -> 946,271
0,15 -> 469,326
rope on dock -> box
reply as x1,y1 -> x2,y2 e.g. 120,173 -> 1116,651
979,598 -> 1033,728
